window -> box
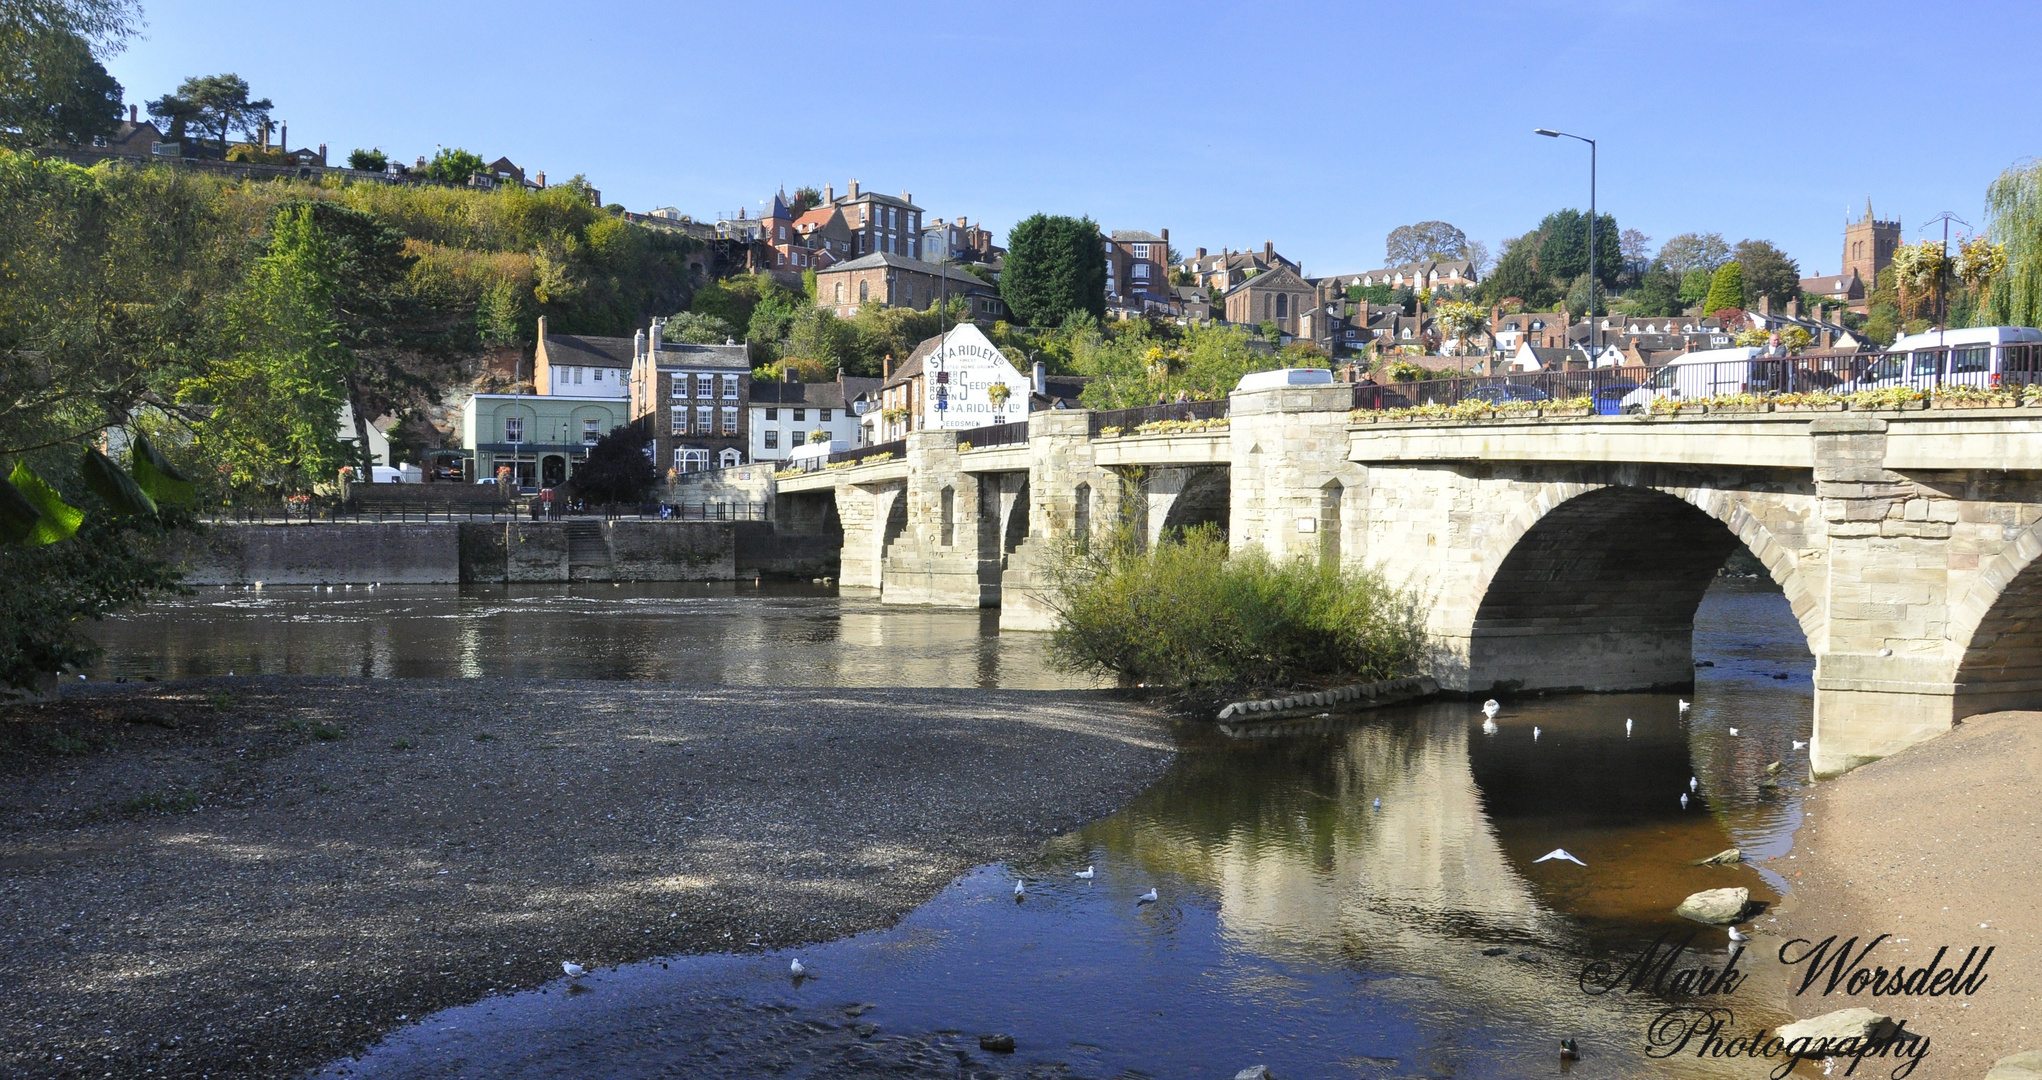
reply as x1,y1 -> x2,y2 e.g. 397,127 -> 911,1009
720,374 -> 738,399
503,416 -> 524,442
671,406 -> 686,431
1132,263 -> 1150,281
696,406 -> 712,432
764,429 -> 779,449
671,375 -> 684,397
858,280 -> 868,302
887,207 -> 897,228
720,406 -> 738,433
572,366 -> 583,384
675,448 -> 709,473
765,407 -> 778,420
1276,294 -> 1287,318
592,367 -> 603,381
696,373 -> 715,398
583,419 -> 601,445
834,281 -> 844,302
819,408 -> 831,421
792,408 -> 805,422
1131,243 -> 1149,259
1952,347 -> 1991,374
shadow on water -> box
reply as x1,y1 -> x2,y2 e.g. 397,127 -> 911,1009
310,577 -> 1813,1080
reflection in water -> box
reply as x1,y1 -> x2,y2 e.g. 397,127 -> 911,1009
316,578 -> 1812,1079
86,582 -> 1092,690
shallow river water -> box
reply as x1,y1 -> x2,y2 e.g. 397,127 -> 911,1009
92,578 -> 1815,1078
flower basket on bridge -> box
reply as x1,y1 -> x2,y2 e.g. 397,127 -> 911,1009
1540,405 -> 1594,417
1931,386 -> 2020,409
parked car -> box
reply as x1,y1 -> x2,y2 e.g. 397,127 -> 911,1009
1593,381 -> 1641,415
1619,347 -> 1764,412
1844,326 -> 2042,393
1459,383 -> 1549,405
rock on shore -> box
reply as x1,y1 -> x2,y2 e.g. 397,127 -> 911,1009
0,677 -> 1176,1080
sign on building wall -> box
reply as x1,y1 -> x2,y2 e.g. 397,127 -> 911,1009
921,324 -> 1030,431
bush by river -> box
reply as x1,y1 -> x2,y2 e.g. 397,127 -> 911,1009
1046,526 -> 1426,694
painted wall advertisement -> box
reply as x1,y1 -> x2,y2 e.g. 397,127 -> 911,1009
920,324 -> 1030,431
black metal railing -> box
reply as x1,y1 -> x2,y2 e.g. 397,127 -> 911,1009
826,439 -> 905,466
202,500 -> 519,524
1340,348 -> 2042,414
1090,398 -> 1230,435
641,501 -> 768,521
965,420 -> 1030,449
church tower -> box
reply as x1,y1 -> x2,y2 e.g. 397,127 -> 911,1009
1843,198 -> 1901,297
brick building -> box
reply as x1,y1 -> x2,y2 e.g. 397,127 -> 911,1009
1223,266 -> 1317,337
815,253 -> 1007,320
627,325 -> 752,473
819,180 -> 923,259
1174,242 -> 1299,292
1104,229 -> 1173,311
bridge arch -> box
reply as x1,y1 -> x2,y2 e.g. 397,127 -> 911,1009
1949,516 -> 2042,718
1455,476 -> 1820,694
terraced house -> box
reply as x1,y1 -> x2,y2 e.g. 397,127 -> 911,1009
627,322 -> 752,473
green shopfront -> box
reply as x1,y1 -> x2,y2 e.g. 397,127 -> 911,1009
460,394 -> 631,489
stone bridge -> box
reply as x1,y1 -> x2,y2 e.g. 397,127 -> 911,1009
772,383 -> 2042,775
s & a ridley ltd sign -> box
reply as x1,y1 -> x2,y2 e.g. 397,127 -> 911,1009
922,324 -> 1030,432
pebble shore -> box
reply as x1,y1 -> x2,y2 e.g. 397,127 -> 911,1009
0,676 -> 1175,1080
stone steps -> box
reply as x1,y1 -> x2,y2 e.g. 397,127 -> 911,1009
565,521 -> 611,568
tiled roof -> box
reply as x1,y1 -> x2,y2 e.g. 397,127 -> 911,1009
650,342 -> 749,371
822,252 -> 998,288
750,377 -> 881,410
542,334 -> 634,368
1110,230 -> 1164,243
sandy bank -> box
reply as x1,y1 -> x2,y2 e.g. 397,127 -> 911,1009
0,677 -> 1175,1080
1771,711 -> 2040,1079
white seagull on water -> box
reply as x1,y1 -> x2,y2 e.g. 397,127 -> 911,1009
1074,866 -> 1095,879
1482,699 -> 1501,718
561,961 -> 586,980
1532,726 -> 1541,740
1534,849 -> 1587,866
1729,926 -> 1750,942
1690,776 -> 1699,792
1013,879 -> 1026,898
1679,699 -> 1691,713
1793,740 -> 1808,751
1625,718 -> 1633,735
1728,727 -> 1740,737
1680,793 -> 1690,810
1137,888 -> 1158,904
789,957 -> 806,977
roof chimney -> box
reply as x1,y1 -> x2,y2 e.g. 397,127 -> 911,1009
902,191 -> 911,204
783,366 -> 795,383
1264,240 -> 1274,261
882,354 -> 893,379
1033,360 -> 1047,397
1196,247 -> 1206,258
536,315 -> 548,346
129,103 -> 137,123
825,183 -> 834,202
848,178 -> 860,198
1161,227 -> 1169,247
317,142 -> 326,163
634,328 -> 645,361
534,171 -> 545,187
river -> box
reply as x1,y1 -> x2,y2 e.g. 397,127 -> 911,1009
90,576 -> 1813,1078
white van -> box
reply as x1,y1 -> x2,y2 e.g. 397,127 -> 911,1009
1848,326 -> 2042,393
1235,367 -> 1334,392
1620,347 -> 1764,412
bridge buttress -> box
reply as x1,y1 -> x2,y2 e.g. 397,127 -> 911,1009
999,409 -> 1128,631
1228,383 -> 1369,565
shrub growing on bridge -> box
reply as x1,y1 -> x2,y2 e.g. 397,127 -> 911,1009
1046,525 -> 1426,691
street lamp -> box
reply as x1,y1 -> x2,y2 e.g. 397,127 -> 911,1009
1535,128 -> 1598,354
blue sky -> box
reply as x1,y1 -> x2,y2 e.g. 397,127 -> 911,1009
104,0 -> 2041,280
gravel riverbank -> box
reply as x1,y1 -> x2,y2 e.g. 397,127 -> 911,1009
1770,711 -> 2041,1079
0,677 -> 1176,1080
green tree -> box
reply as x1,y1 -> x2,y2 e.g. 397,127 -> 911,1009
1656,231 -> 1731,276
1984,158 -> 2042,327
1625,266 -> 1684,317
182,204 -> 353,492
1678,267 -> 1715,310
425,147 -> 486,185
347,147 -> 387,172
662,310 -> 736,345
1702,261 -> 1745,316
1732,239 -> 1801,312
162,73 -> 272,154
1481,235 -> 1558,309
1532,208 -> 1621,289
786,307 -> 857,375
0,0 -> 136,149
572,424 -> 657,504
1384,220 -> 1468,264
1000,213 -> 1106,326
790,185 -> 823,214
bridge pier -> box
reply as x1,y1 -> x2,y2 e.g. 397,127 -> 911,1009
1228,382 -> 1368,565
1000,410 -> 1128,631
881,431 -> 995,606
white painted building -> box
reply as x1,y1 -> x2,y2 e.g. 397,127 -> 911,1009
747,375 -> 883,462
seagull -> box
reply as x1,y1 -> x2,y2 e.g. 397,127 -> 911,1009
1680,793 -> 1690,810
1013,879 -> 1026,899
1137,888 -> 1158,904
1559,1038 -> 1581,1061
1690,776 -> 1698,792
789,957 -> 806,977
1074,866 -> 1095,879
1728,926 -> 1750,942
1372,797 -> 1381,810
1625,718 -> 1633,735
561,961 -> 586,980
1482,699 -> 1500,718
1534,849 -> 1587,866
1727,727 -> 1740,737
1532,726 -> 1541,740
1792,740 -> 1808,751
1679,699 -> 1691,713
1482,718 -> 1498,735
